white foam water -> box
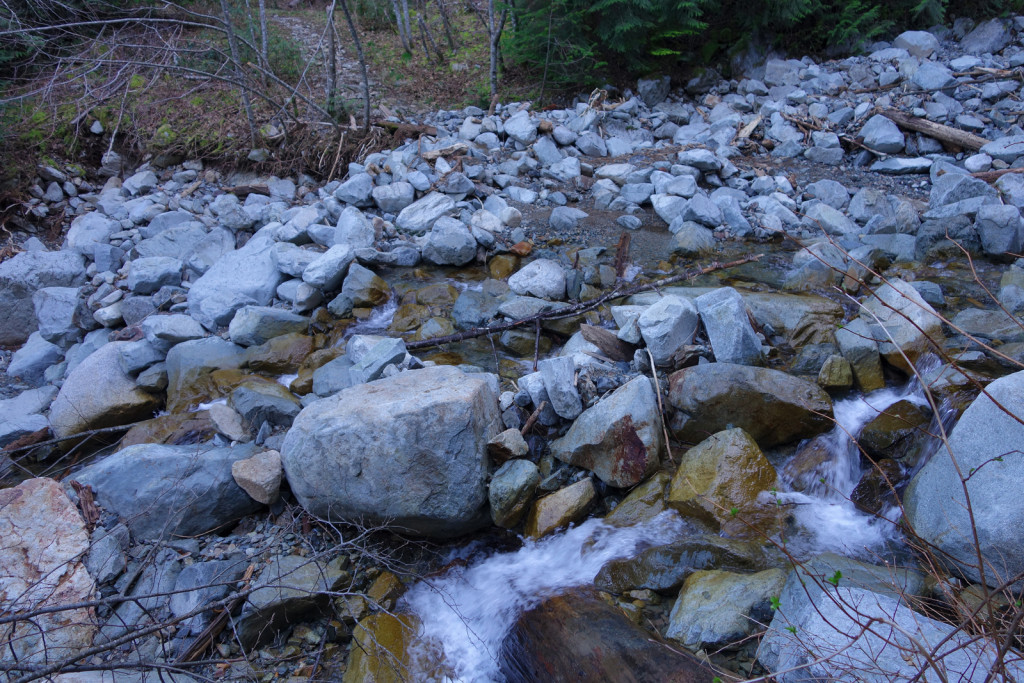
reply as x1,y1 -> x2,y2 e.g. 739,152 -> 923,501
344,298 -> 398,337
402,510 -> 689,682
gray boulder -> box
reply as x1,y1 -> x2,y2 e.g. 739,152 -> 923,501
911,61 -> 957,93
134,222 -> 207,259
637,295 -> 698,365
335,206 -> 376,249
0,250 -> 86,346
33,286 -> 83,346
508,259 -> 566,300
504,110 -> 538,145
302,244 -> 355,290
637,76 -> 671,107
334,172 -> 374,206
859,114 -> 904,153
977,203 -> 1024,259
669,221 -> 716,256
0,387 -> 55,447
489,459 -> 541,528
187,233 -> 285,330
538,356 -> 582,420
65,212 -> 119,254
859,278 -> 943,373
549,206 -> 588,231
372,182 -> 415,213
280,366 -> 502,537
982,135 -> 1024,164
74,442 -> 261,540
904,369 -> 1024,589
396,192 -> 456,234
696,287 -> 762,365
893,30 -> 939,58
6,332 -> 63,386
228,306 -> 308,346
667,568 -> 786,649
422,217 -> 477,266
550,376 -> 663,488
960,18 -> 1011,54
127,256 -> 182,294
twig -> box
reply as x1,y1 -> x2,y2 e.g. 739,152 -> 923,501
4,421 -> 146,456
520,400 -> 548,436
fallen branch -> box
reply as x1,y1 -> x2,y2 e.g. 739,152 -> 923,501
176,564 -> 255,663
3,421 -> 146,456
971,167 -> 1024,183
405,254 -> 763,351
374,120 -> 437,137
879,107 -> 989,151
520,400 -> 548,436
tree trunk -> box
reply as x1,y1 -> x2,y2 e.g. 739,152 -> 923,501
219,0 -> 257,146
338,0 -> 371,132
435,0 -> 456,51
390,0 -> 410,51
258,0 -> 269,87
326,1 -> 338,120
880,107 -> 989,151
400,0 -> 413,52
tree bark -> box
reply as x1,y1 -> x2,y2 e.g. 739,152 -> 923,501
338,0 -> 371,131
326,1 -> 338,119
219,0 -> 257,146
880,107 -> 989,151
435,0 -> 456,51
258,0 -> 269,86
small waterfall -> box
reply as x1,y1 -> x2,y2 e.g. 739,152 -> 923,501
402,511 -> 688,682
343,297 -> 398,337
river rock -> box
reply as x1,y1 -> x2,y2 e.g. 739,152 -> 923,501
422,217 -> 477,266
604,472 -> 671,527
982,135 -> 1024,165
281,366 -> 501,537
960,17 -> 1012,54
638,295 -> 698,365
231,379 -> 301,427
335,172 -> 374,206
550,377 -> 662,488
343,613 -> 418,683
74,442 -> 261,540
758,552 -> 1017,682
302,244 -> 355,290
893,30 -> 939,58
859,278 -> 943,373
142,313 -> 205,346
0,478 -> 98,666
523,478 -> 596,538
508,259 -> 565,300
595,535 -> 777,594
6,332 -> 63,386
666,568 -> 787,649
500,587 -> 717,683
49,341 -> 161,438
396,192 -> 455,234
489,459 -> 541,528
372,181 -> 415,213
65,211 -> 119,253
235,554 -> 348,648
228,305 -> 308,346
859,114 -> 904,153
696,287 -> 762,365
33,286 -> 83,346
857,399 -> 930,461
977,203 -> 1024,259
165,336 -> 247,412
169,556 -> 248,637
668,428 -> 781,536
537,355 -> 582,420
187,234 -> 285,330
669,221 -> 716,256
0,250 -> 86,346
487,428 -> 529,465
340,263 -> 390,308
904,369 -> 1024,589
836,318 -> 885,392
668,363 -> 834,447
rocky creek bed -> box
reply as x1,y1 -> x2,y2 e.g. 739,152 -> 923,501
5,15 -> 1024,682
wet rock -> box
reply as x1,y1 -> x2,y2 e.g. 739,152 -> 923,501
75,442 -> 261,540
550,377 -> 662,488
508,258 -> 565,300
595,535 -> 777,594
836,318 -> 885,392
228,305 -> 308,347
952,307 -> 1024,342
758,553 -> 1014,682
817,353 -> 853,390
165,336 -> 247,412
604,472 -> 670,527
857,399 -> 930,461
230,379 -> 301,427
666,568 -> 787,649
0,478 -> 98,666
859,278 -> 943,373
235,554 -> 348,648
500,587 -> 716,683
668,363 -> 834,447
281,366 -> 501,537
49,341 -> 161,438
340,263 -> 390,308
0,250 -> 86,346
638,295 -> 699,365
244,332 -> 313,373
696,287 -> 762,365
669,221 -> 716,256
489,459 -> 541,528
119,411 -> 219,448
487,428 -> 529,465
523,478 -> 596,538
343,612 -> 418,683
667,428 -> 781,536
850,459 -> 902,514
904,369 -> 1024,589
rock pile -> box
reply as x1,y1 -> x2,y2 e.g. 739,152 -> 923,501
5,15 -> 1024,681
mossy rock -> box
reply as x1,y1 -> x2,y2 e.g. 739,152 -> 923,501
343,613 -> 419,683
605,472 -> 671,527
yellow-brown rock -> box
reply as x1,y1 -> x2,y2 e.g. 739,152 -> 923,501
524,478 -> 596,538
343,612 -> 419,683
605,472 -> 671,527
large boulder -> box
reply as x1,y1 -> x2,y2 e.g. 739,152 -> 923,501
74,442 -> 261,540
859,278 -> 943,373
0,250 -> 86,346
904,369 -> 1024,589
550,377 -> 663,488
0,478 -> 98,665
668,363 -> 834,447
164,337 -> 247,412
49,342 -> 162,438
396,192 -> 456,234
758,553 -> 1018,682
280,366 -> 502,537
186,233 -> 285,330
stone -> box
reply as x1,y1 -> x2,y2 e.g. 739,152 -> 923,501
696,287 -> 762,365
960,18 -> 1011,54
187,235 -> 285,330
0,250 -> 86,346
302,244 -> 355,290
931,172 -> 996,208
676,148 -> 721,172
538,356 -> 582,420
372,182 -> 415,213
66,212 -> 119,253
487,428 -> 529,465
422,217 -> 477,266
228,305 -> 308,347
817,353 -> 853,390
280,366 -> 501,537
489,459 -> 541,528
396,192 -> 456,234
668,428 -> 780,535
983,135 -> 1024,165
893,30 -> 939,58
340,263 -> 390,308
74,442 -> 261,540
550,377 -> 663,488
911,61 -> 957,93
0,478 -> 98,665
208,402 -> 250,442
169,557 -> 248,637
349,336 -> 407,384
164,336 -> 247,412
904,369 -> 1024,589
122,169 -> 157,195
637,295 -> 699,365
508,259 -> 566,300
235,554 -> 348,648
604,472 -> 670,527
6,332 -> 63,386
32,286 -> 82,346
343,613 -> 418,683
758,553 -> 1017,682
231,449 -> 283,504
669,221 -> 716,256
141,313 -> 205,346
231,379 -> 301,427
523,478 -> 596,538
668,363 -> 834,447
859,278 -> 943,374
667,568 -> 787,649
977,203 -> 1024,258
86,524 -> 130,586
870,157 -> 933,175
127,256 -> 182,294
637,75 -> 671,106
334,172 -> 374,205
549,206 -> 588,231
335,206 -> 376,249
836,318 -> 885,392
49,342 -> 161,438
0,387 -> 56,447
504,110 -> 538,145
859,114 -> 904,153
805,179 -> 850,209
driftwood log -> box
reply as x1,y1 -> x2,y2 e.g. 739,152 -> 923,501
879,108 -> 989,151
